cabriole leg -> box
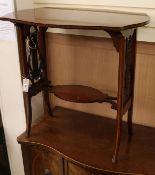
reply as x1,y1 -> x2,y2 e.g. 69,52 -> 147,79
112,35 -> 126,163
107,29 -> 137,163
16,24 -> 52,137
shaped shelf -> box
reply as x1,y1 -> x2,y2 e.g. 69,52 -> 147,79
49,85 -> 117,107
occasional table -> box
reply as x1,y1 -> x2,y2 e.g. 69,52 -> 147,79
0,7 -> 151,174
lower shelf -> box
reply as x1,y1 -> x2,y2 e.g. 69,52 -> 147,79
18,107 -> 155,175
49,85 -> 116,108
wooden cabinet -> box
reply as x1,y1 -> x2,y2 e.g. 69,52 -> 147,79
21,144 -> 109,175
68,163 -> 91,175
17,107 -> 155,175
1,7 -> 155,175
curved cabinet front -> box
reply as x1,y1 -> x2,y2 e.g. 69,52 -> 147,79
68,162 -> 91,175
21,145 -> 63,175
21,144 -> 107,175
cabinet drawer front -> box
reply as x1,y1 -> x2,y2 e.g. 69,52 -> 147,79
68,162 -> 91,175
22,145 -> 63,175
67,162 -> 119,175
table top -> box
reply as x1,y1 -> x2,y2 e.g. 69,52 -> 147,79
0,7 -> 149,31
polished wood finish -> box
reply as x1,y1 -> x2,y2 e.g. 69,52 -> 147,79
37,27 -> 53,117
21,144 -> 63,175
68,162 -> 91,175
46,33 -> 155,127
18,107 -> 155,175
49,85 -> 116,107
0,7 -> 149,163
0,8 -> 149,31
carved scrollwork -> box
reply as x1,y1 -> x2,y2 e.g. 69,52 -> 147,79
25,26 -> 45,83
124,29 -> 136,103
19,25 -> 51,137
106,29 -> 136,103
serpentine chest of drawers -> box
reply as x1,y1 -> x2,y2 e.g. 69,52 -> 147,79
1,7 -> 155,175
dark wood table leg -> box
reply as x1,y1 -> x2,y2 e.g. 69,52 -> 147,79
16,24 -> 32,137
112,33 -> 126,163
16,24 -> 52,137
38,27 -> 52,117
127,30 -> 137,136
108,29 -> 137,163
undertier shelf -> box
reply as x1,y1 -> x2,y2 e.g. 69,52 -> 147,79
49,85 -> 117,108
18,107 -> 155,175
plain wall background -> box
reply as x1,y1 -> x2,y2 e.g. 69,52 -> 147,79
34,0 -> 155,42
0,1 -> 34,175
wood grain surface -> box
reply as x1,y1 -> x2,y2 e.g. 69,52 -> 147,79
18,107 -> 155,175
0,8 -> 149,31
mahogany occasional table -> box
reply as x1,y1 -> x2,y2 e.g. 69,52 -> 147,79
1,7 -> 153,175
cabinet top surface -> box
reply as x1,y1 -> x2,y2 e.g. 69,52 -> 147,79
18,107 -> 155,174
0,7 -> 149,31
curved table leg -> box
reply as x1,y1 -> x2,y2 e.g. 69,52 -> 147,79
112,112 -> 122,163
112,35 -> 125,163
107,29 -> 137,163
